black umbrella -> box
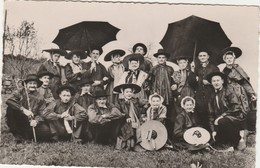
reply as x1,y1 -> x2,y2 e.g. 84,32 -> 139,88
160,15 -> 232,65
53,21 -> 120,52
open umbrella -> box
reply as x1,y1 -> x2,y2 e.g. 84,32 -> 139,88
53,21 -> 120,53
160,15 -> 232,65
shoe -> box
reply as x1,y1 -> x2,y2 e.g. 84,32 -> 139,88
237,139 -> 246,151
134,144 -> 146,152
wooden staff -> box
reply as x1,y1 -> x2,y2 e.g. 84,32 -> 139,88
23,81 -> 37,143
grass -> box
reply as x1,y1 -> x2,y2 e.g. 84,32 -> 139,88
0,94 -> 256,168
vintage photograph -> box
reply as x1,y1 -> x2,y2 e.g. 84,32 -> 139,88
1,0 -> 258,167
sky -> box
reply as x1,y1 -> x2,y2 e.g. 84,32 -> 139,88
4,1 -> 259,90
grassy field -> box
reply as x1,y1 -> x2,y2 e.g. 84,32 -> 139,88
0,94 -> 256,168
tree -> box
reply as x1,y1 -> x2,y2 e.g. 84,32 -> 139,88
3,20 -> 43,78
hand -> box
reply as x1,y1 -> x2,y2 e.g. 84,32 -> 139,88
23,108 -> 34,118
30,120 -> 38,127
190,62 -> 195,72
126,118 -> 132,123
61,79 -> 68,85
212,131 -> 217,141
92,80 -> 101,86
196,76 -> 199,81
64,115 -> 74,121
251,95 -> 257,101
203,79 -> 210,85
101,114 -> 108,118
171,84 -> 178,91
61,112 -> 70,118
90,62 -> 96,71
214,116 -> 223,125
103,77 -> 109,81
80,69 -> 87,74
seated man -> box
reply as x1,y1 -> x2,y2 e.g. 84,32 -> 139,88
42,84 -> 87,142
88,89 -> 124,145
6,74 -> 51,143
207,72 -> 248,151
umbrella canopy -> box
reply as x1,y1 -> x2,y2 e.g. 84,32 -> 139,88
160,15 -> 232,65
140,120 -> 168,151
53,21 -> 120,53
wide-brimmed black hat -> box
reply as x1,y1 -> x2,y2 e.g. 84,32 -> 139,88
206,71 -> 227,85
42,49 -> 67,56
113,83 -> 141,94
133,43 -> 147,55
37,70 -> 54,79
89,47 -> 103,56
122,53 -> 144,69
23,74 -> 43,87
153,49 -> 170,58
104,49 -> 125,62
92,90 -> 110,98
65,50 -> 88,60
78,78 -> 94,87
221,47 -> 242,59
56,84 -> 77,96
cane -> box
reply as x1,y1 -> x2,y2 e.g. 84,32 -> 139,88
23,81 -> 37,143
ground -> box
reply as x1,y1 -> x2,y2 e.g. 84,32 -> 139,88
0,94 -> 256,168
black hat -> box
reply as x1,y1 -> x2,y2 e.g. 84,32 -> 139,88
89,47 -> 103,56
65,50 -> 88,60
174,55 -> 192,63
78,78 -> 94,87
37,70 -> 54,79
42,49 -> 67,56
133,43 -> 147,56
104,49 -> 125,62
122,53 -> 144,69
113,83 -> 141,94
153,49 -> 170,58
221,47 -> 242,59
56,84 -> 77,96
206,72 -> 227,85
196,48 -> 212,56
23,74 -> 43,87
92,90 -> 110,98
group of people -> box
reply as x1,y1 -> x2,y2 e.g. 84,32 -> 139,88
5,42 -> 257,152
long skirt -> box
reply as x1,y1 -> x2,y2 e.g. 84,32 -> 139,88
6,107 -> 51,142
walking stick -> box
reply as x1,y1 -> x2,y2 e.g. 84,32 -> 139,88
63,101 -> 76,141
23,81 -> 37,143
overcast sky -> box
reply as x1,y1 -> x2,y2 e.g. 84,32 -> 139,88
4,1 -> 259,89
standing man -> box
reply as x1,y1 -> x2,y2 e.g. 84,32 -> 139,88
6,74 -> 51,143
149,49 -> 175,138
86,47 -> 109,92
38,48 -> 67,99
194,49 -> 219,131
132,43 -> 153,74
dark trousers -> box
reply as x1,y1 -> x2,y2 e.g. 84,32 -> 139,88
88,118 -> 123,145
6,107 -> 51,142
215,117 -> 243,148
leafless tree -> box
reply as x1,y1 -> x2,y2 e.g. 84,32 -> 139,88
3,20 -> 43,79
